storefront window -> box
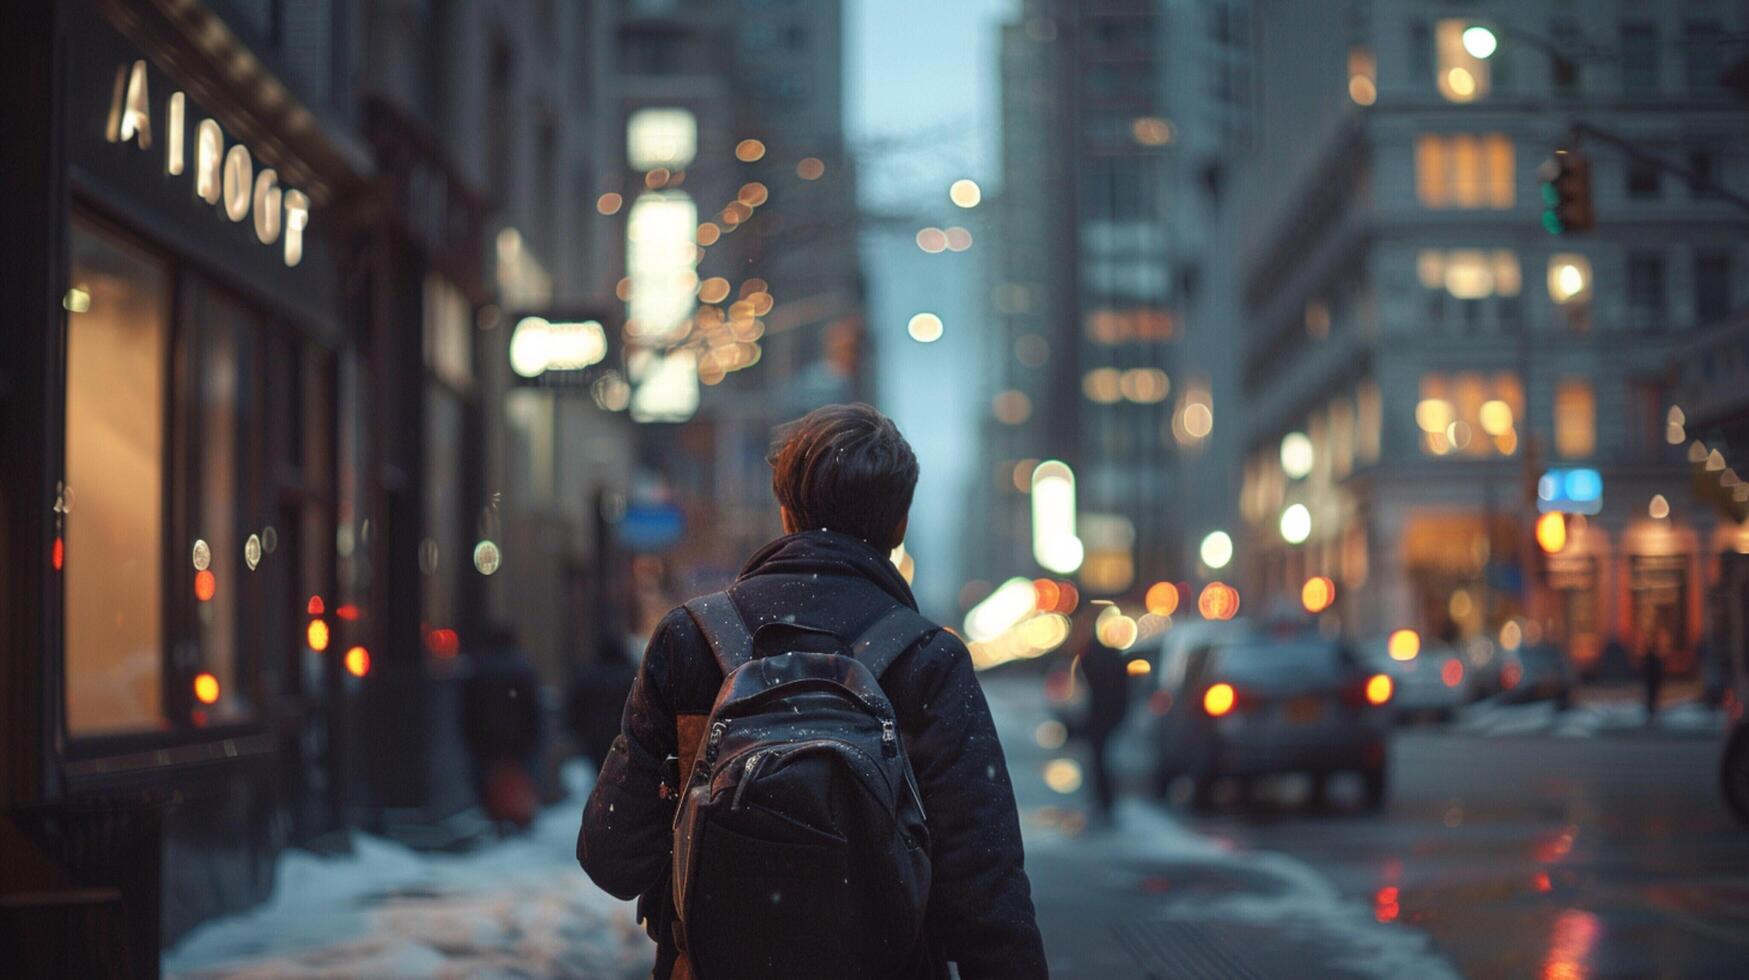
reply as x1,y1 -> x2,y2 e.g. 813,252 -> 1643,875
185,281 -> 257,722
65,222 -> 170,735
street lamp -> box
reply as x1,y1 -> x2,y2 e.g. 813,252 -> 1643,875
1199,531 -> 1233,570
1461,25 -> 1499,60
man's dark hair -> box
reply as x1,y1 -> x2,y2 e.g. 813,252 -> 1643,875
768,403 -> 918,549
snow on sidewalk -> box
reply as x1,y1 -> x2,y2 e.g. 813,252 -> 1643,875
163,765 -> 649,979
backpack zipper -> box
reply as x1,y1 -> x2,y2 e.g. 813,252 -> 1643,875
880,719 -> 898,757
731,751 -> 768,810
705,721 -> 727,764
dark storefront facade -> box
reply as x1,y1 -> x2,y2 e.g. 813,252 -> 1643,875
1,3 -> 488,973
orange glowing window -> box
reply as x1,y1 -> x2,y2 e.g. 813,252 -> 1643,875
1365,673 -> 1394,705
1203,683 -> 1237,717
306,618 -> 330,652
1145,581 -> 1180,617
194,569 -> 217,602
193,671 -> 221,705
344,646 -> 371,678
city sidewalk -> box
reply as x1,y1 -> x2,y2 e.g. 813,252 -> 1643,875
163,765 -> 650,979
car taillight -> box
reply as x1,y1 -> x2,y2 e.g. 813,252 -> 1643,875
1502,662 -> 1522,689
1441,659 -> 1464,688
1365,673 -> 1393,706
1203,683 -> 1238,717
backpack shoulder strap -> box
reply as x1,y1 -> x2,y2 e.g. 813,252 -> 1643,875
682,591 -> 755,676
850,605 -> 937,679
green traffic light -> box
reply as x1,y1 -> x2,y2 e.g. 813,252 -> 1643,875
1541,183 -> 1560,206
1542,211 -> 1564,235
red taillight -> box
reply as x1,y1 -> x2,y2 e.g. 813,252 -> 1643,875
1203,683 -> 1238,717
1502,662 -> 1523,689
1365,673 -> 1393,706
1441,659 -> 1464,688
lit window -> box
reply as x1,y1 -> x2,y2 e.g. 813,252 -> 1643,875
1547,253 -> 1593,304
1416,134 -> 1514,208
626,108 -> 698,171
1418,373 -> 1523,457
1555,380 -> 1596,458
1418,249 -> 1520,298
65,223 -> 170,734
1348,47 -> 1377,105
1435,20 -> 1491,102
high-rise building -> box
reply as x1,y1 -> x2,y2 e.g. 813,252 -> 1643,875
982,0 -> 1252,601
1232,0 -> 1749,673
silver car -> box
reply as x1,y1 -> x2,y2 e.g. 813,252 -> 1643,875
1142,629 -> 1395,809
1361,638 -> 1475,721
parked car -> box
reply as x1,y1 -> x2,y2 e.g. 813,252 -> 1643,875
1360,638 -> 1474,722
1141,629 -> 1395,809
1499,642 -> 1575,708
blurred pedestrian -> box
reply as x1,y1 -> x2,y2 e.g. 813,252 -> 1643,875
1076,609 -> 1131,825
462,622 -> 545,832
577,402 -> 1045,979
564,622 -> 639,767
1642,628 -> 1670,720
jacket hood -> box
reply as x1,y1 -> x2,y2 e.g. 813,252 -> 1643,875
737,529 -> 918,612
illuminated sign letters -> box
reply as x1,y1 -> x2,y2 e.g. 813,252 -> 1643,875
105,60 -> 311,266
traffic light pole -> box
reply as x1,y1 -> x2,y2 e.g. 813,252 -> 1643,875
1567,122 -> 1749,216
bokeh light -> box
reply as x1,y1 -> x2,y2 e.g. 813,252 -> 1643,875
907,312 -> 944,343
344,646 -> 371,677
1388,629 -> 1421,661
1144,581 -> 1179,617
1198,582 -> 1240,621
1301,575 -> 1336,614
1536,512 -> 1567,554
1280,503 -> 1312,544
949,178 -> 982,208
193,672 -> 221,705
734,138 -> 766,162
1200,530 -> 1233,570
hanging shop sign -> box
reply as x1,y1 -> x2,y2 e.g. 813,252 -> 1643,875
507,309 -> 620,388
104,59 -> 312,267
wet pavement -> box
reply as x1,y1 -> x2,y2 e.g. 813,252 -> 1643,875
991,668 -> 1749,979
1195,730 -> 1749,979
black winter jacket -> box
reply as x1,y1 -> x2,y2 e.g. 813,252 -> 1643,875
577,531 -> 1047,979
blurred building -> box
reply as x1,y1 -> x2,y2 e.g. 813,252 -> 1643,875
609,0 -> 867,600
0,0 -> 654,967
1231,0 -> 1749,673
980,0 -> 1252,601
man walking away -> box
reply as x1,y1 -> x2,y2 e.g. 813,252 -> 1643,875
1077,611 -> 1131,825
577,403 -> 1046,979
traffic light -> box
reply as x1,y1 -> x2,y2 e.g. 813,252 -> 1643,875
1539,150 -> 1593,235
